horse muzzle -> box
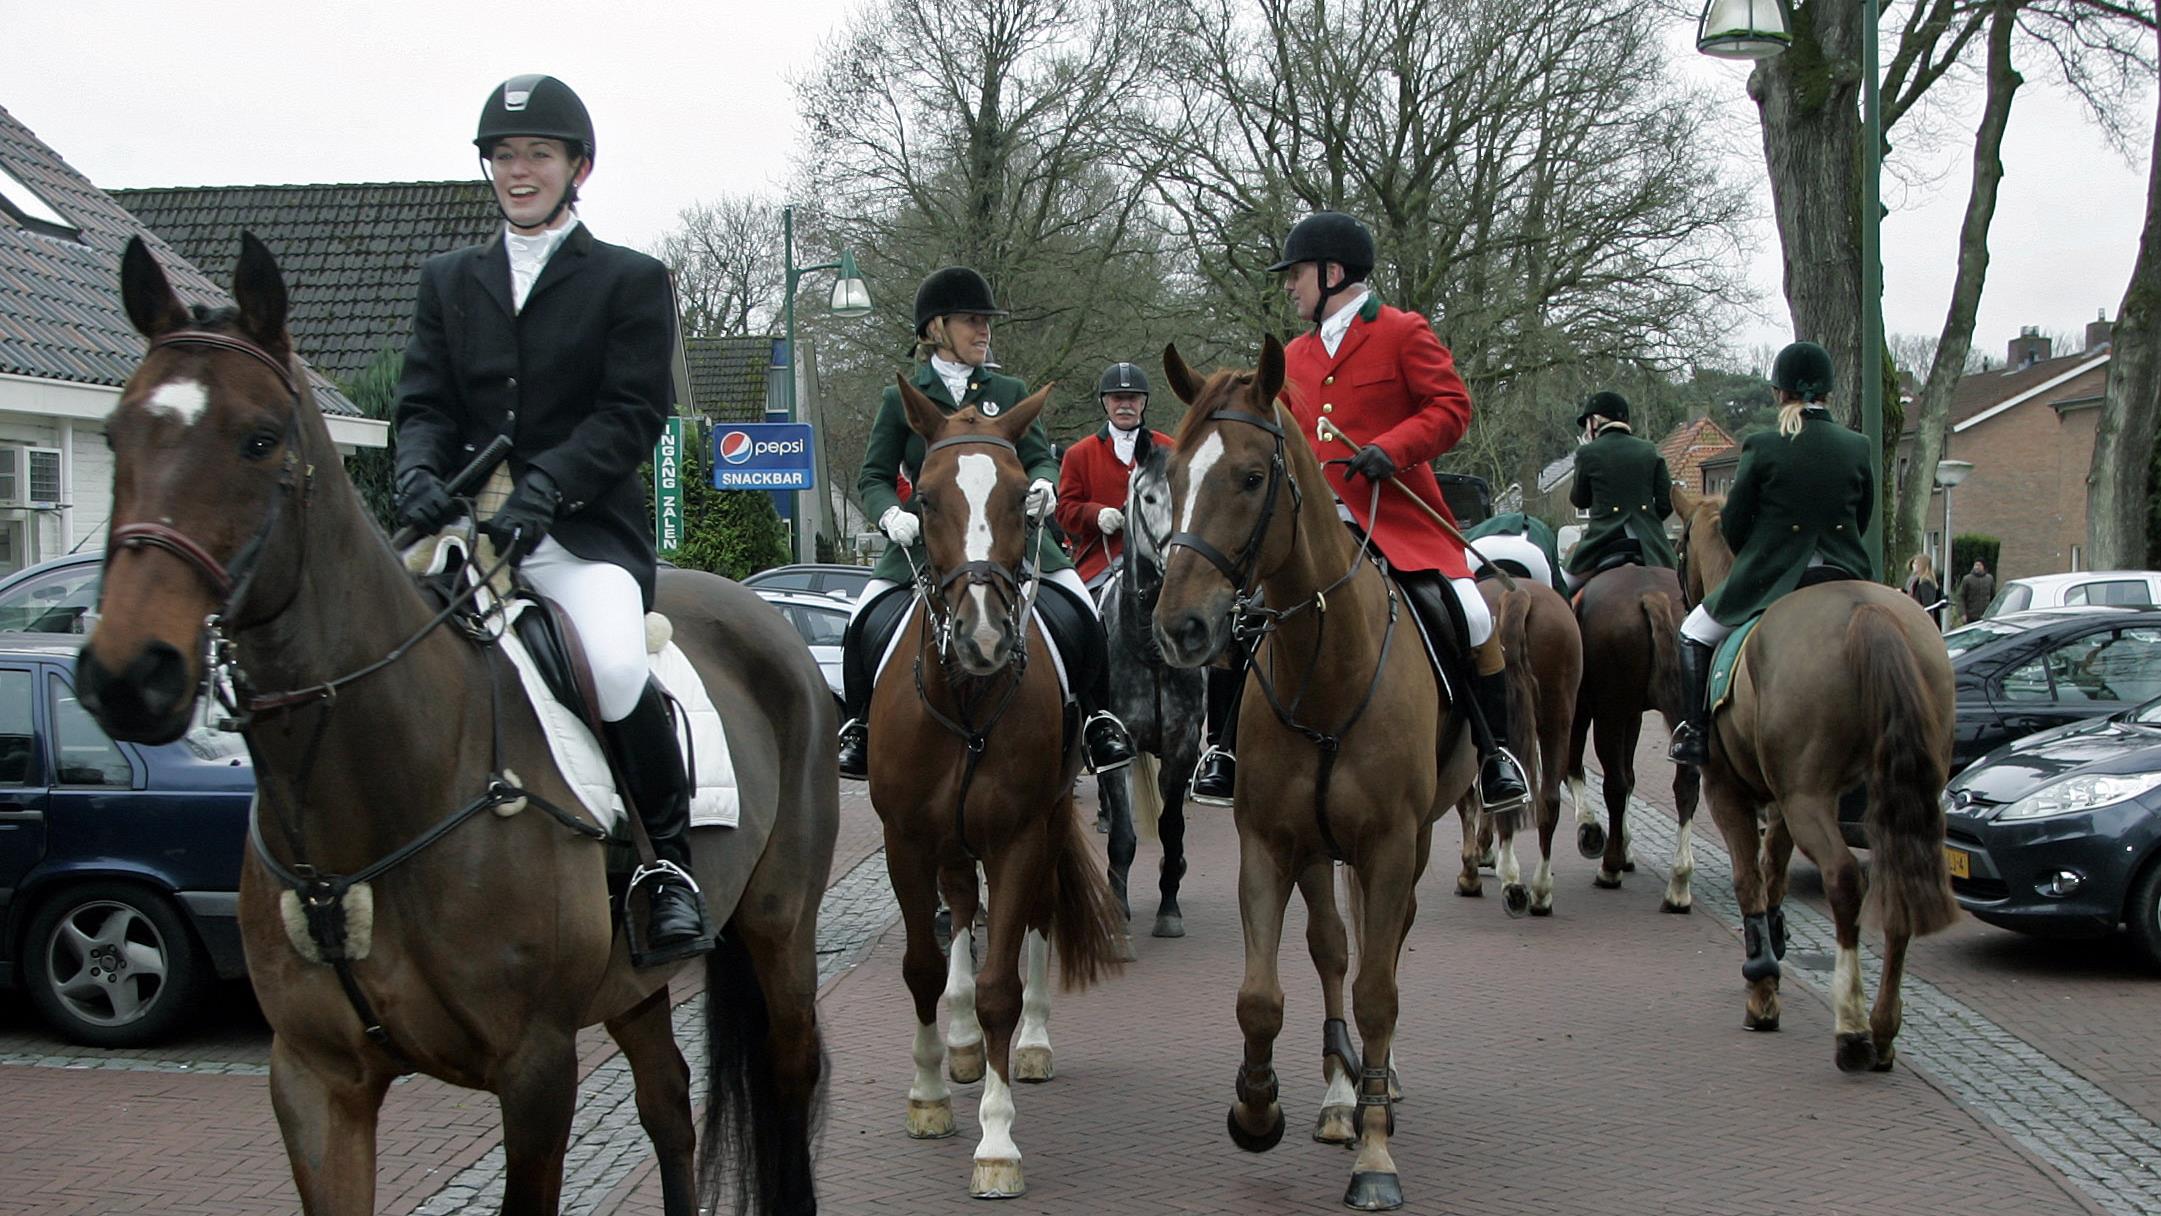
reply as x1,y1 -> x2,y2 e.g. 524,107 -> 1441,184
1153,605 -> 1228,669
951,595 -> 1018,676
76,636 -> 198,745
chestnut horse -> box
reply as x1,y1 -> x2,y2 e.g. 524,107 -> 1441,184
1152,338 -> 1477,1212
1459,577 -> 1583,916
1567,563 -> 1702,908
1672,486 -> 1958,1070
81,236 -> 835,1215
866,378 -> 1124,1199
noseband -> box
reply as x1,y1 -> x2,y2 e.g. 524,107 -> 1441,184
916,432 -> 1037,661
1164,407 -> 1299,601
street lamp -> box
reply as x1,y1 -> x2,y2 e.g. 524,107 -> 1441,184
1699,0 -> 1884,580
1936,458 -> 1973,570
781,204 -> 871,561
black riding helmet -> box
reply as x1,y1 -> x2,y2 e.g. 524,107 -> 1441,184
1097,362 -> 1150,399
914,267 -> 1008,337
1771,341 -> 1836,401
1268,211 -> 1376,322
1576,390 -> 1630,428
474,74 -> 594,230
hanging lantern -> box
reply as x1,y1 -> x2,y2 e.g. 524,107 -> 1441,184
1697,0 -> 1794,60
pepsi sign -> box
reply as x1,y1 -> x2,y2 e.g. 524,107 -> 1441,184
712,422 -> 815,490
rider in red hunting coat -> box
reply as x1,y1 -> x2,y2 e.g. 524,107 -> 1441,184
1057,361 -> 1174,589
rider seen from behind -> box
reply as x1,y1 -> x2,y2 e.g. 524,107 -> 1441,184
390,75 -> 710,962
1668,340 -> 1875,765
1562,390 -> 1677,590
1057,362 -> 1174,594
1258,210 -> 1530,813
834,268 -> 1137,780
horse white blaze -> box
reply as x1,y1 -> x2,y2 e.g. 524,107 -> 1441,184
146,379 -> 209,426
1833,944 -> 1867,1035
944,921 -> 983,1051
910,1021 -> 950,1103
1176,432 -> 1225,533
956,453 -> 1003,656
1015,929 -> 1051,1053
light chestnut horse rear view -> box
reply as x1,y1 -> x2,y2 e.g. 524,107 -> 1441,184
1672,486 -> 1958,1071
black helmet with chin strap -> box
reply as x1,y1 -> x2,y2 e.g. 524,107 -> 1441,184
1267,210 -> 1376,324
1576,390 -> 1631,428
1096,361 -> 1150,399
475,75 -> 593,230
1771,340 -> 1836,402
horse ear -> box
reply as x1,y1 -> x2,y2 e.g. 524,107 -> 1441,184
1162,343 -> 1202,406
120,237 -> 189,339
232,232 -> 290,355
1258,333 -> 1286,412
896,374 -> 946,440
1671,482 -> 1699,519
998,384 -> 1051,438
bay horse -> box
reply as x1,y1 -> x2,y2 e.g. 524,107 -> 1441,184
1152,337 -> 1477,1212
1671,486 -> 1958,1069
1458,576 -> 1583,916
1567,562 -> 1703,909
1095,437 -> 1203,940
866,377 -> 1124,1199
81,236 -> 834,1216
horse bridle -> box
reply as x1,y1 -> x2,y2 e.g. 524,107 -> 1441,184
1164,407 -> 1300,611
913,432 -> 1041,663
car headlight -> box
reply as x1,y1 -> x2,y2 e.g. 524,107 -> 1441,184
1997,772 -> 2161,822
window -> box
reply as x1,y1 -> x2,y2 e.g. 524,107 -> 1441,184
2071,544 -> 2085,573
2079,579 -> 2155,608
0,159 -> 78,239
781,603 -> 847,647
757,570 -> 818,591
2005,628 -> 2161,706
1999,655 -> 2054,702
50,677 -> 133,787
0,559 -> 100,634
0,668 -> 35,785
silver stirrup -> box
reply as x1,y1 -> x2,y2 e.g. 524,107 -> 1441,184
1479,748 -> 1531,813
1188,745 -> 1235,807
626,857 -> 703,902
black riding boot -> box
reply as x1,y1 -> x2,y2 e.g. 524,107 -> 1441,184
1192,665 -> 1241,806
605,683 -> 713,964
836,605 -> 873,781
1668,637 -> 1715,766
1075,605 -> 1137,774
1471,668 -> 1530,812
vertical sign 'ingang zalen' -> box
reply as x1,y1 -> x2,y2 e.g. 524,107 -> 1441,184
655,415 -> 684,554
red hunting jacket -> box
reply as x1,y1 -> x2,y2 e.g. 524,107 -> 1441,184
1280,296 -> 1474,578
1056,425 -> 1174,583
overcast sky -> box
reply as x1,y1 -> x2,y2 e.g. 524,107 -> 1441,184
3,0 -> 2148,372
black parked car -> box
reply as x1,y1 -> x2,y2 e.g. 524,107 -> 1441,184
1839,607 -> 2161,846
1942,696 -> 2161,965
0,635 -> 253,1045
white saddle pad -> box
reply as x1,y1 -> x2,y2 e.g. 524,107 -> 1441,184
414,535 -> 740,835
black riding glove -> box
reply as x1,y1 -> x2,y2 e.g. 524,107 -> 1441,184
483,468 -> 562,562
1347,443 -> 1397,482
394,467 -> 456,534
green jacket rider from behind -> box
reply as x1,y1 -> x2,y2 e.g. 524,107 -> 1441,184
833,266 -> 1135,780
1667,341 -> 1874,765
1563,390 -> 1676,589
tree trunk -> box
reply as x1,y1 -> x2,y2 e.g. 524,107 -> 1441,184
1751,0 -> 1868,430
1889,1 -> 2020,573
2088,4 -> 2161,569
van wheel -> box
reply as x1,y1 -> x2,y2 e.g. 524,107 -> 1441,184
25,882 -> 207,1047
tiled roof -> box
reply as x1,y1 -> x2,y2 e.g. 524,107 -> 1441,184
0,104 -> 356,415
684,336 -> 777,422
1656,416 -> 1735,487
1947,346 -> 2109,429
113,180 -> 497,383
1536,452 -> 1575,493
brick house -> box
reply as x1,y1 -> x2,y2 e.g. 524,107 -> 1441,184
1659,416 -> 1735,496
0,103 -> 368,574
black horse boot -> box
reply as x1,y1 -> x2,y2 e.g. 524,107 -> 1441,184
1668,636 -> 1715,766
606,682 -> 714,966
1078,615 -> 1136,775
1191,665 -> 1241,806
1471,666 -> 1530,813
836,601 -> 874,781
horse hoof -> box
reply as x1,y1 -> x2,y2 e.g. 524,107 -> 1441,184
1529,899 -> 1554,918
1621,858 -> 1637,873
1743,1010 -> 1780,1033
1095,813 -> 1110,834
948,1040 -> 986,1084
1576,823 -> 1606,859
1478,846 -> 1497,870
1502,884 -> 1530,919
1592,871 -> 1623,890
1116,934 -> 1139,962
1226,1103 -> 1286,1153
969,1157 -> 1026,1199
1343,1170 -> 1406,1211
1456,880 -> 1483,898
1835,1033 -> 1877,1074
1660,897 -> 1692,915
1313,1104 -> 1356,1145
1153,912 -> 1185,938
1871,1043 -> 1897,1073
906,1097 -> 956,1139
1014,1045 -> 1055,1083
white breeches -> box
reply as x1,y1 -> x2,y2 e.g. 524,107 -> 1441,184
1469,535 -> 1555,593
1680,603 -> 1734,647
1451,575 -> 1494,648
518,537 -> 649,722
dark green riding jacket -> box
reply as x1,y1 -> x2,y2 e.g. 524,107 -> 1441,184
1700,410 -> 1875,627
1566,425 -> 1677,576
1465,511 -> 1566,594
857,362 -> 1068,585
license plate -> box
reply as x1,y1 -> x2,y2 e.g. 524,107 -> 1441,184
1944,847 -> 1971,880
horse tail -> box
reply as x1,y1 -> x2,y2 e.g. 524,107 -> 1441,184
1131,752 -> 1163,843
1047,787 -> 1127,990
1848,603 -> 1960,939
698,931 -> 828,1216
1498,587 -> 1539,831
1639,590 -> 1683,725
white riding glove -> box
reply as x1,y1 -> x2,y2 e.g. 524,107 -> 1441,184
1097,507 -> 1125,536
1025,479 -> 1056,520
880,505 -> 920,548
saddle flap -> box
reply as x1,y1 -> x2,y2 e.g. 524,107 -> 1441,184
512,591 -> 607,735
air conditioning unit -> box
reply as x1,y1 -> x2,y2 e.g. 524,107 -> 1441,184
0,446 -> 62,510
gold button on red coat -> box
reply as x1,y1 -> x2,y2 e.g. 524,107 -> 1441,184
1324,375 -> 1336,385
1321,403 -> 1334,414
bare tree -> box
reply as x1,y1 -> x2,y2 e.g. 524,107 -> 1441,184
649,194 -> 784,337
2089,3 -> 2161,567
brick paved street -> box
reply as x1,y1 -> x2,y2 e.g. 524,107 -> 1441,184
4,751 -> 2156,1214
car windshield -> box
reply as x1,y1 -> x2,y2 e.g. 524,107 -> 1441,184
1944,617 -> 2034,659
2132,696 -> 2161,727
